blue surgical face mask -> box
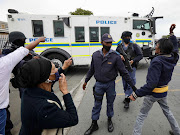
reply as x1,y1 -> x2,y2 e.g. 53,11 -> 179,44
45,71 -> 60,83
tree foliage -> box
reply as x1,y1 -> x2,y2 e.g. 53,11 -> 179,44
70,8 -> 93,15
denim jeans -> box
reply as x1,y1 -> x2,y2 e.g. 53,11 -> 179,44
133,95 -> 180,135
0,109 -> 7,135
122,67 -> 136,97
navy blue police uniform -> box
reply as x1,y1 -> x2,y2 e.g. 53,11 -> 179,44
85,49 -> 134,120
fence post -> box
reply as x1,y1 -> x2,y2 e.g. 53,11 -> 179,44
0,34 -> 8,50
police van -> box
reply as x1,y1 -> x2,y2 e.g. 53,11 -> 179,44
7,8 -> 162,67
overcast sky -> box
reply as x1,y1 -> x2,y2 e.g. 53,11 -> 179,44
0,0 -> 180,39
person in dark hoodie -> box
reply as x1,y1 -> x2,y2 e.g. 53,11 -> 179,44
129,38 -> 180,135
11,58 -> 78,135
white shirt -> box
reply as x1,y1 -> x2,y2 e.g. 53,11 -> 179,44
0,47 -> 29,109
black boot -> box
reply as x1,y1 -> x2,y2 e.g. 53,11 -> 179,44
124,98 -> 130,109
108,117 -> 114,132
169,130 -> 174,135
84,120 -> 99,135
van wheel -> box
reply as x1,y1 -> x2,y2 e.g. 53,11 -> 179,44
46,53 -> 66,69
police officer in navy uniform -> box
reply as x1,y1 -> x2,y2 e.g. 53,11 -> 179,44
116,31 -> 143,109
83,33 -> 136,135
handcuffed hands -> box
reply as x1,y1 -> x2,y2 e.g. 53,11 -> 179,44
129,95 -> 136,101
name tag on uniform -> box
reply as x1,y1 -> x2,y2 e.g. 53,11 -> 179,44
108,62 -> 112,64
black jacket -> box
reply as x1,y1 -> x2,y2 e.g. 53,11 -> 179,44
19,87 -> 78,135
116,43 -> 143,68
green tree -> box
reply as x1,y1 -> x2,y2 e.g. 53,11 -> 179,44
70,8 -> 93,15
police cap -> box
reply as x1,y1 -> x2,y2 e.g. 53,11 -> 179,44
9,31 -> 26,43
121,31 -> 132,39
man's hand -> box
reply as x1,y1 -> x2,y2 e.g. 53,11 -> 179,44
26,37 -> 46,50
38,37 -> 46,42
83,82 -> 87,90
62,57 -> 73,70
120,55 -> 125,61
130,60 -> 134,65
59,73 -> 69,95
129,95 -> 136,101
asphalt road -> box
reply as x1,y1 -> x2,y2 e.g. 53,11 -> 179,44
67,58 -> 180,135
8,58 -> 180,135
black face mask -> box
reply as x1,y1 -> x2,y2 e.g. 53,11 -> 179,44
10,40 -> 25,51
103,45 -> 111,52
123,38 -> 130,44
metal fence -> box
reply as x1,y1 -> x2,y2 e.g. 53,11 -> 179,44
0,35 -> 9,50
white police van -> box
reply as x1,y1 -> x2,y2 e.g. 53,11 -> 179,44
7,8 -> 162,67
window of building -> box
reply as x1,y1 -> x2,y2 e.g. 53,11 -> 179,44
133,20 -> 150,31
100,27 -> 110,39
53,21 -> 64,37
32,20 -> 44,37
1,24 -> 5,29
75,27 -> 85,42
89,27 -> 99,42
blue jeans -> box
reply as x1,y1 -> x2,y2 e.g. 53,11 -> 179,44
122,67 -> 136,97
0,109 -> 7,135
133,96 -> 180,135
92,81 -> 116,120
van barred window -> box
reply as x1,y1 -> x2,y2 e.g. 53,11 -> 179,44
75,27 -> 85,42
90,27 -> 99,42
101,27 -> 110,40
32,20 -> 44,37
53,21 -> 64,37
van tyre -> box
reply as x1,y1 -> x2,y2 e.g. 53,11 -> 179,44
46,53 -> 67,71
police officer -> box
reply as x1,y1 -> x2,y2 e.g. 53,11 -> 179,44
83,33 -> 136,135
116,31 -> 143,109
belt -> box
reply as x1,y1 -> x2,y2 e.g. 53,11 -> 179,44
152,86 -> 168,93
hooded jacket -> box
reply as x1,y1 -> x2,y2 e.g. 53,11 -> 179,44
170,35 -> 179,53
135,52 -> 179,98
